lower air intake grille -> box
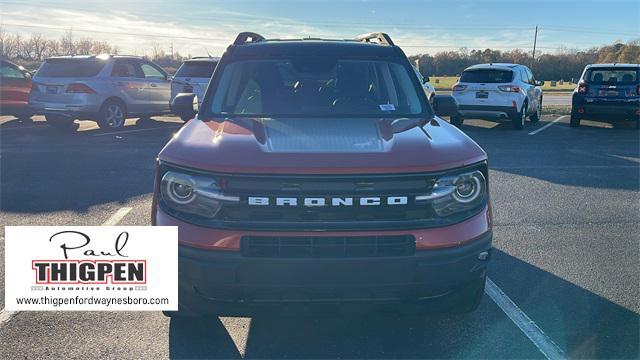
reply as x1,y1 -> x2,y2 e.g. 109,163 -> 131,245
241,235 -> 416,258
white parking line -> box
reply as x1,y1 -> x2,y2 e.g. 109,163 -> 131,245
101,207 -> 133,226
0,206 -> 133,327
92,126 -> 180,137
486,278 -> 566,360
528,116 -> 567,136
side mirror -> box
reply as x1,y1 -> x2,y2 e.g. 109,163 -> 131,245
171,93 -> 198,120
424,76 -> 430,83
535,80 -> 544,86
24,72 -> 32,79
431,95 -> 459,117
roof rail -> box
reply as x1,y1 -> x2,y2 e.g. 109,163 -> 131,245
233,32 -> 266,45
355,32 -> 395,46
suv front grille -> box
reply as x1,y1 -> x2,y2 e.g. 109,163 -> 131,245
241,235 -> 416,258
158,162 -> 488,231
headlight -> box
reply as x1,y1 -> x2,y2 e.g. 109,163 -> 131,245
160,171 -> 238,218
416,169 -> 487,217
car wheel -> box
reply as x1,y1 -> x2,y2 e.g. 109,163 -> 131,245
179,115 -> 193,122
97,100 -> 127,130
450,275 -> 486,314
450,115 -> 464,128
570,109 -> 581,128
529,98 -> 542,123
512,102 -> 526,130
45,114 -> 78,132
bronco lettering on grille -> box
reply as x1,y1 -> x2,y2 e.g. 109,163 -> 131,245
247,196 -> 408,206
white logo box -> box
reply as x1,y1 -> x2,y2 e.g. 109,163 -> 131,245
5,226 -> 178,311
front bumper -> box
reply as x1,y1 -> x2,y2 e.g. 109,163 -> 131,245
156,207 -> 493,315
177,232 -> 491,316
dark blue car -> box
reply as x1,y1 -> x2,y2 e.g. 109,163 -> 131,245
571,63 -> 640,128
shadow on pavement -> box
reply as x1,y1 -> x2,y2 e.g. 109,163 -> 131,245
169,316 -> 242,359
166,250 -> 638,359
489,249 -> 639,359
460,118 -> 640,191
0,116 -> 179,213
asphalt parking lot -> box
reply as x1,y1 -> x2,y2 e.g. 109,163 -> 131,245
0,114 -> 638,359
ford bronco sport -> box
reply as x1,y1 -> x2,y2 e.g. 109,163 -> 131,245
154,32 -> 493,317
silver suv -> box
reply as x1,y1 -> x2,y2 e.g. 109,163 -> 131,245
30,55 -> 171,130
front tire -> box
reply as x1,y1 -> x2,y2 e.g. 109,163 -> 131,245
45,114 -> 77,132
511,102 -> 526,130
97,100 -> 127,130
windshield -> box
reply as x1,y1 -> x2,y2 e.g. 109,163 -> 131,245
460,69 -> 514,83
585,68 -> 639,85
37,59 -> 106,78
175,61 -> 218,78
207,58 -> 425,117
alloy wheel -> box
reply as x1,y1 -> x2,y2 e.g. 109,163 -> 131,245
105,104 -> 125,128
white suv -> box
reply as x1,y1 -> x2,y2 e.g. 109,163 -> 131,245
451,63 -> 543,129
170,57 -> 219,120
412,65 -> 436,103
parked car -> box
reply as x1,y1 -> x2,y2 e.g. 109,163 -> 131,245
157,32 -> 492,317
171,57 -> 219,120
412,65 -> 436,103
452,63 -> 544,129
571,63 -> 640,128
29,55 -> 171,131
0,59 -> 33,120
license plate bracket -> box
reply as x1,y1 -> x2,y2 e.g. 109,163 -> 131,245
599,90 -> 620,97
46,86 -> 58,94
475,91 -> 488,99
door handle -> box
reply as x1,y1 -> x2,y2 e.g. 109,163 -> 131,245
149,83 -> 158,88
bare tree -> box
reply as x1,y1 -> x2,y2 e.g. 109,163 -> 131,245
75,37 -> 93,55
44,39 -> 61,58
91,40 -> 113,55
60,29 -> 74,55
28,33 -> 47,60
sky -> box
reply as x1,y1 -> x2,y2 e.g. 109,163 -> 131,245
1,0 -> 638,56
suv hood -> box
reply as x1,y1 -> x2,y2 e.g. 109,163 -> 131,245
159,117 -> 487,174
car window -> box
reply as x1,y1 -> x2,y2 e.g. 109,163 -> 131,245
519,69 -> 528,82
209,58 -> 425,117
0,64 -> 25,79
175,61 -> 218,78
585,68 -> 639,85
140,63 -> 166,80
525,68 -> 535,84
37,59 -> 106,78
111,60 -> 142,78
460,69 -> 513,83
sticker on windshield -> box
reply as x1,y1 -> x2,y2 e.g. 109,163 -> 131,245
379,104 -> 396,111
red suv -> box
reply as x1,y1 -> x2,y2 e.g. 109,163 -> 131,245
154,32 -> 492,317
0,59 -> 33,120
